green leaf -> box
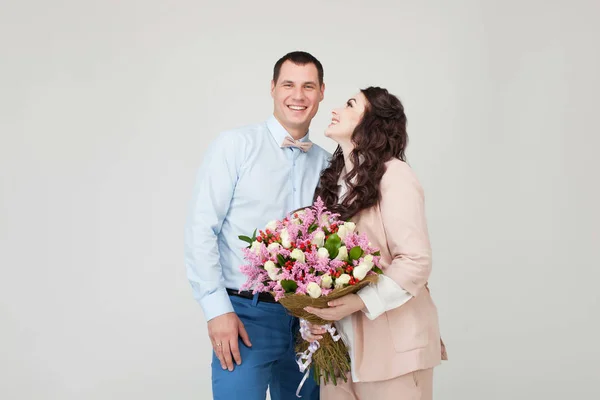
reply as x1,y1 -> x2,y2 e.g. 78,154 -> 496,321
327,247 -> 339,259
281,279 -> 298,293
372,266 -> 384,274
251,229 -> 257,241
325,233 -> 342,248
308,223 -> 318,234
238,235 -> 253,244
349,246 -> 363,261
324,233 -> 342,259
372,250 -> 381,257
239,236 -> 252,243
277,254 -> 286,266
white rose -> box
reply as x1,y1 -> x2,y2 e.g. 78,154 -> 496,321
337,225 -> 348,240
250,241 -> 262,255
320,214 -> 331,229
320,274 -> 333,289
267,242 -> 281,252
317,247 -> 330,259
306,282 -> 322,298
353,263 -> 371,280
280,229 -> 291,249
290,248 -> 305,264
265,220 -> 278,231
264,260 -> 280,281
334,273 -> 351,289
362,254 -> 374,268
335,246 -> 348,261
311,231 -> 325,247
344,222 -> 356,234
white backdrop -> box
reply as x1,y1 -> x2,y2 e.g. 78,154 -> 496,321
1,1 -> 599,399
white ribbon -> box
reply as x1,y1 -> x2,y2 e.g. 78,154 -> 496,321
294,319 -> 342,397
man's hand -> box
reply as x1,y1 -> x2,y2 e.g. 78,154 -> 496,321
304,294 -> 365,321
207,312 -> 252,371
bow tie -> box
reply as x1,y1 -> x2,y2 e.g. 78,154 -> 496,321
281,136 -> 313,152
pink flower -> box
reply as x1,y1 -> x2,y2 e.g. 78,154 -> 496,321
238,197 -> 382,297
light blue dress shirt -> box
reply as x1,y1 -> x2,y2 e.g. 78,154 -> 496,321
185,116 -> 331,321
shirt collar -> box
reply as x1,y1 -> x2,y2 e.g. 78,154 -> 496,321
266,115 -> 311,147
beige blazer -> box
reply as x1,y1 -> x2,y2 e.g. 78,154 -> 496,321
350,159 -> 447,382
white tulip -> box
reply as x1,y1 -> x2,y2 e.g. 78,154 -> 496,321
317,247 -> 330,259
337,225 -> 348,240
344,222 -> 356,234
353,263 -> 371,280
265,220 -> 278,231
290,248 -> 306,264
291,210 -> 304,225
320,214 -> 331,228
306,282 -> 322,298
281,229 -> 291,249
264,260 -> 281,281
320,274 -> 333,289
267,242 -> 281,252
362,254 -> 374,267
250,241 -> 262,255
334,273 -> 351,289
335,246 -> 348,261
311,231 -> 325,247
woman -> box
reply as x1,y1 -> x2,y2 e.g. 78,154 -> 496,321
304,87 -> 447,399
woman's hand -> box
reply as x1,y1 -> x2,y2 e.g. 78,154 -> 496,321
304,294 -> 365,322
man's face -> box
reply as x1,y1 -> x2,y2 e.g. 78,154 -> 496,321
271,61 -> 324,135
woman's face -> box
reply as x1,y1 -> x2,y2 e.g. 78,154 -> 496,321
324,92 -> 368,144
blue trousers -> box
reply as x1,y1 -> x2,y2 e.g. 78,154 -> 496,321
211,294 -> 319,400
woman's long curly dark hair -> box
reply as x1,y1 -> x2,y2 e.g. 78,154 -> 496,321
314,86 -> 408,220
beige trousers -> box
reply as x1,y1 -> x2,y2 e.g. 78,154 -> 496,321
320,368 -> 433,400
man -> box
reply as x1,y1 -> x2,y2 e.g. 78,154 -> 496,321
185,51 -> 330,400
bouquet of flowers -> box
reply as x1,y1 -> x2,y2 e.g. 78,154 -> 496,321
238,197 -> 383,387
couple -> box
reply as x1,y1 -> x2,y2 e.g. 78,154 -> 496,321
184,51 -> 446,400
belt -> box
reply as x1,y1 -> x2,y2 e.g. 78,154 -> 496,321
226,288 -> 277,303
